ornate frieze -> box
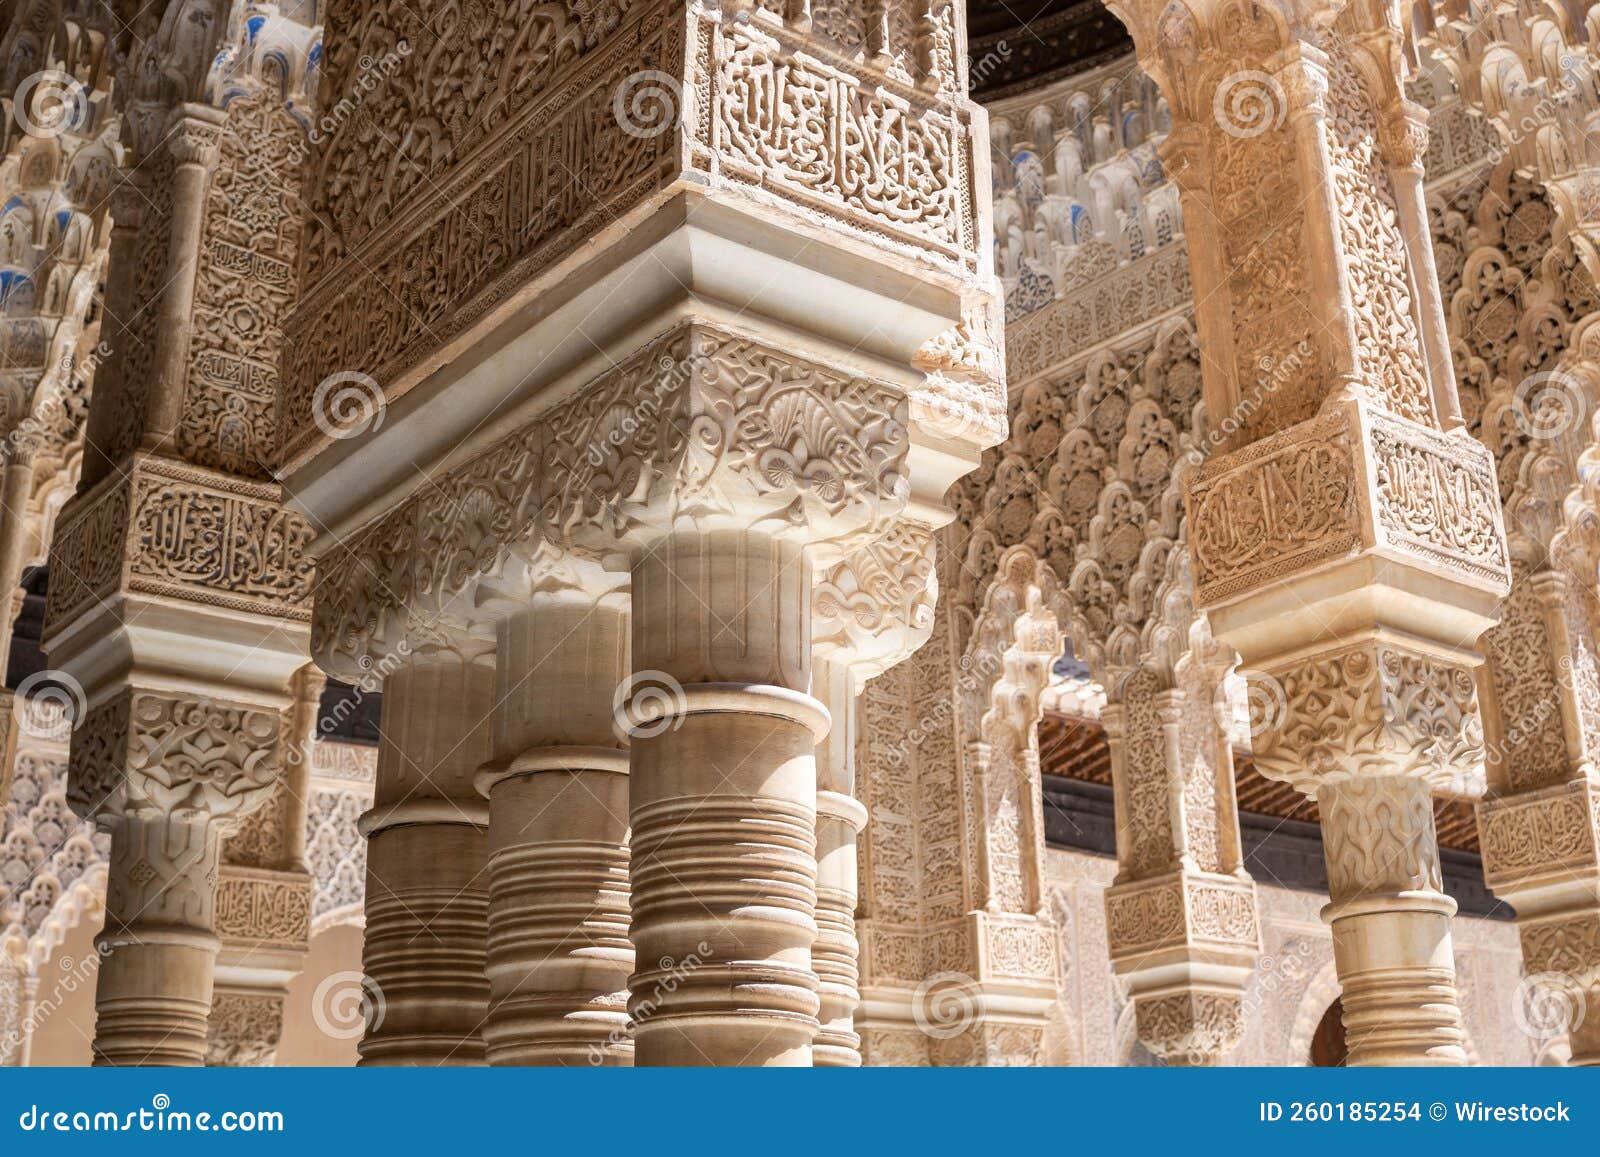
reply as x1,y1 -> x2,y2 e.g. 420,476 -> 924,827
312,322 -> 908,680
213,866 -> 311,950
1479,780 -> 1600,893
1005,244 -> 1192,385
1104,872 -> 1258,961
1189,400 -> 1508,607
285,1 -> 982,467
44,452 -> 313,632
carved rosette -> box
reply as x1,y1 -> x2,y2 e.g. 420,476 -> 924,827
312,322 -> 910,681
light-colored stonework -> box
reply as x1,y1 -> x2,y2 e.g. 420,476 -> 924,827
0,0 -> 1596,1070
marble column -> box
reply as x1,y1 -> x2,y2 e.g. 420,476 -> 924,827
812,655 -> 870,1067
43,70 -> 317,1065
358,637 -> 494,1066
1104,0 -> 1511,1064
475,561 -> 633,1066
627,528 -> 827,1066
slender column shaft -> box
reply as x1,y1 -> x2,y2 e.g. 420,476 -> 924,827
478,594 -> 632,1066
813,657 -> 868,1067
359,645 -> 493,1066
1317,775 -> 1466,1066
628,528 -> 823,1066
145,106 -> 225,446
0,459 -> 34,676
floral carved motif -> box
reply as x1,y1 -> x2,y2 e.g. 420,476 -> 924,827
312,323 -> 908,679
1253,638 -> 1485,795
205,990 -> 284,1067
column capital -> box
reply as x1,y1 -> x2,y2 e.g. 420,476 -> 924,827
311,322 -> 910,683
164,104 -> 227,169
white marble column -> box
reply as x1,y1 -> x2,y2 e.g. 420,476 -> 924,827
476,563 -> 633,1065
627,528 -> 826,1066
358,638 -> 493,1066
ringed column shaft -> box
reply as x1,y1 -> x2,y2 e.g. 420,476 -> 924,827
477,588 -> 633,1065
628,528 -> 825,1066
358,641 -> 494,1066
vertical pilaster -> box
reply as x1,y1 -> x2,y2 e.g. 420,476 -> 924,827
1477,565 -> 1600,1066
1103,0 -> 1511,1064
1102,644 -> 1259,1066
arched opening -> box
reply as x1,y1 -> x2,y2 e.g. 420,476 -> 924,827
1310,1000 -> 1348,1067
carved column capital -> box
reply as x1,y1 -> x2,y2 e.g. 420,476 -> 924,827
1247,634 -> 1485,797
312,323 -> 911,683
1379,100 -> 1431,173
164,105 -> 226,170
